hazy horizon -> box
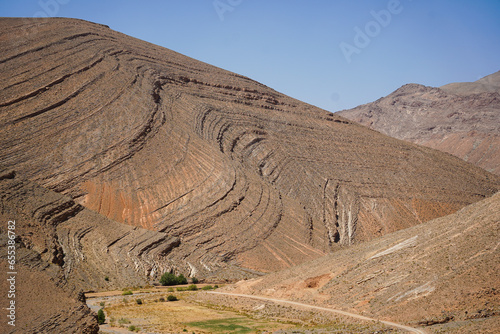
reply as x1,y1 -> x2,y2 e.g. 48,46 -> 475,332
2,0 -> 499,112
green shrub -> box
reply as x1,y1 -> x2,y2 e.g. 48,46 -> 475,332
122,290 -> 133,295
167,294 -> 178,301
187,284 -> 198,291
201,285 -> 214,290
167,287 -> 174,292
160,272 -> 188,286
191,277 -> 199,284
97,309 -> 105,325
176,286 -> 186,291
104,276 -> 109,281
159,272 -> 177,286
99,301 -> 105,307
128,325 -> 139,332
159,297 -> 165,302
177,274 -> 188,285
118,318 -> 131,325
135,298 -> 142,305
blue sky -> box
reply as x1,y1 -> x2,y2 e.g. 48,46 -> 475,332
1,0 -> 500,112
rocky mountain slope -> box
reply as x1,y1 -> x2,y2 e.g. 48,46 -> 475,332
441,71 -> 500,95
228,192 -> 500,333
0,169 -> 184,333
1,18 -> 499,279
337,72 -> 500,176
0,171 -> 98,334
0,170 -> 181,290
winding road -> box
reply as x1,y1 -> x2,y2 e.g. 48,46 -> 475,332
207,291 -> 427,334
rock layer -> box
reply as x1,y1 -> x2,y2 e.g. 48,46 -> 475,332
0,170 -> 181,289
338,72 -> 500,176
0,18 -> 499,277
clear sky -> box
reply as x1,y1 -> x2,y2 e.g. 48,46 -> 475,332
1,0 -> 500,112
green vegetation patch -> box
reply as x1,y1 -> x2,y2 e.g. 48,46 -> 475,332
159,272 -> 188,286
186,317 -> 260,333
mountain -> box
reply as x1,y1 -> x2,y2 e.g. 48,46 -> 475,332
441,71 -> 500,95
228,192 -> 500,332
337,72 -> 500,176
1,17 -> 499,276
1,16 -> 499,333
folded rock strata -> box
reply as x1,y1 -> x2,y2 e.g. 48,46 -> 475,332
0,18 -> 499,278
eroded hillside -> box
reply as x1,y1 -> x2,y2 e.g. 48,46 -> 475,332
228,192 -> 500,332
1,18 -> 499,278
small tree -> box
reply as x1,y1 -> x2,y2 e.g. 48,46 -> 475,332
160,272 -> 189,286
177,274 -> 188,285
191,277 -> 199,284
97,309 -> 105,325
160,272 -> 177,286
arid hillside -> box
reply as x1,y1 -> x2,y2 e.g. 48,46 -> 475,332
228,192 -> 500,333
1,18 -> 499,278
338,72 -> 500,176
440,71 -> 500,95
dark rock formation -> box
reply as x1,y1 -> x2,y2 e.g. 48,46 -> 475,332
338,72 -> 500,176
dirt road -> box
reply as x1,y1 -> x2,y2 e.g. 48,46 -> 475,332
207,291 -> 427,334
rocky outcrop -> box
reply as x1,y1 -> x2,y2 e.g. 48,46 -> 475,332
338,73 -> 500,176
0,256 -> 99,334
0,174 -> 99,333
0,17 -> 499,278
